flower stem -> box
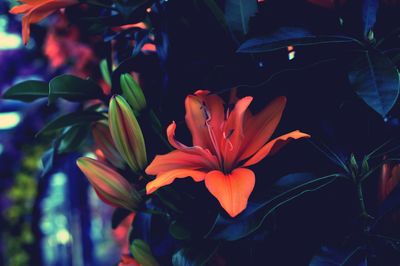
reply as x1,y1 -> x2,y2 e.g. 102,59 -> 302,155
356,182 -> 373,231
148,109 -> 172,150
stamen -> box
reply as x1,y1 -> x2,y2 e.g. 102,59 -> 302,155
200,100 -> 223,163
223,130 -> 234,151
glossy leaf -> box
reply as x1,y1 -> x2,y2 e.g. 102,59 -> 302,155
130,239 -> 159,266
172,242 -> 219,266
205,173 -> 339,241
36,111 -> 106,136
309,245 -> 367,266
2,80 -> 48,102
48,75 -> 104,104
58,125 -> 89,154
238,27 -> 356,53
224,0 -> 257,38
362,0 -> 379,38
348,51 -> 400,117
169,220 -> 191,240
203,0 -> 229,32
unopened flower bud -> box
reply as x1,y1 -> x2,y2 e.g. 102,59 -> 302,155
120,73 -> 147,113
92,121 -> 125,169
77,157 -> 141,211
109,95 -> 147,173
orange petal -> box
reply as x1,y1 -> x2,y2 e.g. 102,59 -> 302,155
239,96 -> 287,161
166,121 -> 219,168
221,96 -> 253,171
205,168 -> 255,217
243,130 -> 310,167
14,0 -> 78,44
9,4 -> 31,14
146,150 -> 215,175
184,91 -> 225,153
146,169 -> 207,194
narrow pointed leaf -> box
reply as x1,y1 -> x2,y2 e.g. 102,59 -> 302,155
362,0 -> 379,38
172,242 -> 219,266
205,173 -> 339,241
37,111 -> 106,136
224,0 -> 257,38
58,125 -> 90,154
2,80 -> 48,102
238,27 -> 356,53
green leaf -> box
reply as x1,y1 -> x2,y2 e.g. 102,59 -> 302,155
237,27 -> 357,53
115,0 -> 155,20
205,173 -> 339,241
202,0 -> 229,32
309,245 -> 367,266
362,0 -> 379,38
36,111 -> 105,137
172,242 -> 219,266
348,51 -> 400,117
169,220 -> 191,240
48,75 -> 104,104
58,125 -> 90,154
224,0 -> 257,38
2,80 -> 48,102
130,239 -> 159,266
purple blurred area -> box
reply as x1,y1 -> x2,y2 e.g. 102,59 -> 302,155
0,2 -> 121,265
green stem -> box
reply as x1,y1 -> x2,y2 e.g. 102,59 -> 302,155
357,183 -> 368,218
356,182 -> 373,232
148,109 -> 173,150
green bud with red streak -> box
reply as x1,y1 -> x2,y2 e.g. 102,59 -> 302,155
120,73 -> 147,113
92,121 -> 125,169
76,157 -> 141,211
130,239 -> 160,266
109,95 -> 147,173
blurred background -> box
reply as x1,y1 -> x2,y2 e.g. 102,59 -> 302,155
0,1 -> 129,265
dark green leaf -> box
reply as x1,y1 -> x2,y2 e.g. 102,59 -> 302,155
112,208 -> 132,229
115,0 -> 155,20
224,0 -> 257,38
348,51 -> 400,117
2,80 -> 48,102
58,125 -> 90,153
48,75 -> 104,104
169,220 -> 191,240
309,245 -> 367,266
202,0 -> 229,32
362,0 -> 379,38
172,242 -> 219,266
40,138 -> 61,177
36,111 -> 105,137
205,174 -> 339,241
130,239 -> 159,266
238,27 -> 356,53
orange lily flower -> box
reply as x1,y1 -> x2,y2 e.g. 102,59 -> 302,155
145,90 -> 310,217
9,0 -> 79,45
